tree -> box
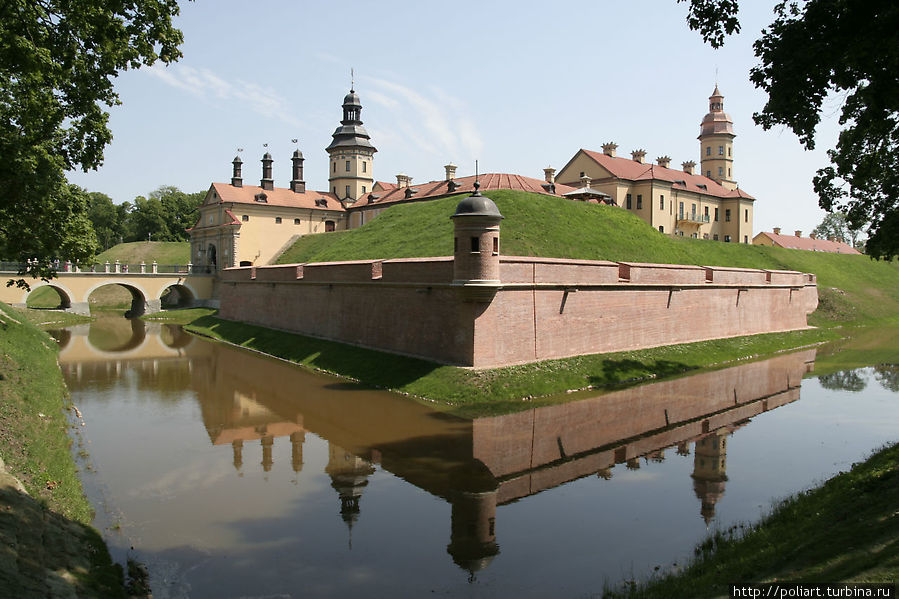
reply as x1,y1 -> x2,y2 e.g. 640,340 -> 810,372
812,211 -> 863,248
680,0 -> 899,260
87,192 -> 121,251
1,0 -> 184,286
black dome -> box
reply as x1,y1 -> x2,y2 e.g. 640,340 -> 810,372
452,191 -> 503,219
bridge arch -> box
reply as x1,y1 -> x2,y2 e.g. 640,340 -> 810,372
24,283 -> 74,310
159,282 -> 196,308
84,279 -> 152,317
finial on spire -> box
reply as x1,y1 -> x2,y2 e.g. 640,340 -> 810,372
351,67 -> 354,92
473,160 -> 481,195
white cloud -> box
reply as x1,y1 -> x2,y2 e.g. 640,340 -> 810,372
364,76 -> 483,164
145,64 -> 304,128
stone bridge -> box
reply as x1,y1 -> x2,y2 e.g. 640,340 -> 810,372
0,265 -> 216,315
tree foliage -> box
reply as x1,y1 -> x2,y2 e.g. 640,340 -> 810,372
811,211 -> 863,248
682,0 -> 899,260
0,0 -> 183,286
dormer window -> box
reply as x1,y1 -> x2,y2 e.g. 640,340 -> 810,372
255,192 -> 268,203
315,198 -> 328,207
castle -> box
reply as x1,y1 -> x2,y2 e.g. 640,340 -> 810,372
189,85 -> 755,271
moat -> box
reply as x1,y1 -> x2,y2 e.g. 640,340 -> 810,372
53,316 -> 899,598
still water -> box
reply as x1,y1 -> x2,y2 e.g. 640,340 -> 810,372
54,317 -> 899,598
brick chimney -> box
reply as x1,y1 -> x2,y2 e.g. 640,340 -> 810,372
544,166 -> 556,183
794,230 -> 802,238
290,149 -> 305,193
631,149 -> 646,164
580,174 -> 591,189
396,173 -> 411,188
657,155 -> 671,169
602,142 -> 618,157
809,232 -> 817,240
773,227 -> 781,235
231,156 -> 243,187
682,160 -> 696,175
444,163 -> 457,181
260,152 -> 274,191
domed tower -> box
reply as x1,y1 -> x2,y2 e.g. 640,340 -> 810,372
326,88 -> 377,204
325,442 -> 375,540
450,182 -> 504,302
691,431 -> 729,525
698,85 -> 737,190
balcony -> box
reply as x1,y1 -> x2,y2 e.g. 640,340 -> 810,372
677,212 -> 711,224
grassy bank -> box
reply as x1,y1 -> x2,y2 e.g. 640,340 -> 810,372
0,302 -> 124,596
278,190 -> 899,328
96,240 -> 190,266
602,441 -> 899,597
179,311 -> 837,416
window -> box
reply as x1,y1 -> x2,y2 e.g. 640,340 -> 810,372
706,170 -> 711,178
744,235 -> 748,243
718,145 -> 724,155
679,201 -> 684,218
626,193 -> 632,209
745,209 -> 749,222
493,237 -> 499,255
725,209 -> 731,222
706,147 -> 711,156
362,162 -> 367,173
470,237 -> 479,253
325,220 -> 336,232
728,168 -> 731,178
579,171 -> 585,177
658,225 -> 664,233
703,233 -> 709,239
294,218 -> 301,225
332,162 -> 336,173
714,207 -> 719,221
713,234 -> 719,241
345,160 -> 351,172
691,203 -> 696,216
275,217 -> 282,224
724,235 -> 731,242
659,194 -> 665,210
728,147 -> 732,157
636,194 -> 643,209
718,166 -> 724,177
332,186 -> 336,194
241,214 -> 249,222
362,186 -> 366,194
345,185 -> 350,198
704,206 -> 709,219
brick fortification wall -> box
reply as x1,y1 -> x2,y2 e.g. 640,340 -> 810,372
218,256 -> 818,368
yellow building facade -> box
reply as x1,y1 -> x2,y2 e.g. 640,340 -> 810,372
555,87 -> 755,243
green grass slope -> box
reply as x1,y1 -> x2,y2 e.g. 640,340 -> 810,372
276,190 -> 899,327
96,241 -> 190,266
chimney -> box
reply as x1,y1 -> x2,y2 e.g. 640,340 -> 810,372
580,174 -> 591,189
809,232 -> 817,240
657,155 -> 671,169
231,156 -> 243,187
290,149 -> 305,193
444,163 -> 457,181
682,160 -> 696,175
543,166 -> 556,184
631,149 -> 646,164
396,173 -> 411,188
602,142 -> 618,157
773,227 -> 781,235
794,230 -> 802,238
260,152 -> 274,191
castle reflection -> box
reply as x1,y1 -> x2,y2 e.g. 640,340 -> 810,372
56,318 -> 816,575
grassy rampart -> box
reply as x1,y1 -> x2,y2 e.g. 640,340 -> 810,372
96,241 -> 190,266
278,191 -> 899,328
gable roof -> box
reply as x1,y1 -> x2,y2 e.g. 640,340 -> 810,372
564,149 -> 755,201
754,231 -> 860,254
208,182 -> 344,211
351,173 -> 575,211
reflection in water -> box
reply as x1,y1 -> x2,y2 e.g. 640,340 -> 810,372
55,318 -> 899,597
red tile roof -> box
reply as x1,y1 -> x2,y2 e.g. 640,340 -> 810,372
352,173 -> 575,211
209,182 -> 344,211
754,232 -> 861,254
570,149 -> 755,201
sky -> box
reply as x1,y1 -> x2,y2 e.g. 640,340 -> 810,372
66,0 -> 843,237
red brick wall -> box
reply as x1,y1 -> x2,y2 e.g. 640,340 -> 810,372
218,257 -> 818,368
